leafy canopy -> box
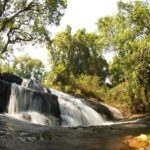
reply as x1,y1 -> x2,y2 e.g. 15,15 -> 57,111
97,0 -> 150,112
48,25 -> 108,85
13,54 -> 46,83
0,0 -> 67,55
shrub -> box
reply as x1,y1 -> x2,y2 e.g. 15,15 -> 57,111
75,74 -> 102,99
104,82 -> 131,116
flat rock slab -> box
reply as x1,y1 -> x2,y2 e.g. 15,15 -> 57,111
0,114 -> 150,150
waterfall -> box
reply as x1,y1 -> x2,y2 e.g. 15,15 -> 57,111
7,78 -> 110,127
51,89 -> 107,127
8,83 -> 60,126
21,79 -> 51,93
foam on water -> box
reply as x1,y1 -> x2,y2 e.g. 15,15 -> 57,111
8,83 -> 60,126
51,89 -> 108,127
7,81 -> 116,127
6,111 -> 59,126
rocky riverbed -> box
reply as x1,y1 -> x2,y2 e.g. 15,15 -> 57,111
0,114 -> 150,150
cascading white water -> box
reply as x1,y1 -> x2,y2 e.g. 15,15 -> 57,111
21,79 -> 51,93
51,89 -> 107,127
8,80 -> 110,127
8,83 -> 60,126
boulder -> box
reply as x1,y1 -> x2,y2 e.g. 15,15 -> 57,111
0,80 -> 11,113
0,73 -> 51,94
9,83 -> 60,118
0,73 -> 23,85
0,73 -> 60,120
21,78 -> 51,94
86,100 -> 124,120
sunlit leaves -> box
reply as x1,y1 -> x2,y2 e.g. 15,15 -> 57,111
97,0 -> 150,112
48,26 -> 108,85
13,55 -> 46,83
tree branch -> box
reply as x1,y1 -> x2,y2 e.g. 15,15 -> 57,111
0,1 -> 36,32
0,0 -> 9,17
135,16 -> 150,34
0,28 -> 12,54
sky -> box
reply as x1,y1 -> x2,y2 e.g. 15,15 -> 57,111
15,0 -> 133,70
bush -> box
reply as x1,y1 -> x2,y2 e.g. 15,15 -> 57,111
74,74 -> 103,100
104,82 -> 131,116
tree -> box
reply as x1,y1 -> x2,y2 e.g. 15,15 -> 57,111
0,62 -> 13,73
0,0 -> 67,56
108,56 -> 125,87
72,29 -> 108,81
97,1 -> 150,112
13,55 -> 45,83
48,26 -> 108,85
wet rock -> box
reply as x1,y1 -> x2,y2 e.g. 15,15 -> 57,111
0,73 -> 23,85
9,83 -> 61,120
0,73 -> 51,94
0,80 -> 11,113
21,78 -> 51,94
86,100 -> 124,120
0,77 -> 60,124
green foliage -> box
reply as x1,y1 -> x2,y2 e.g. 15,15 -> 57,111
13,54 -> 46,83
44,64 -> 68,86
46,1 -> 149,115
104,82 -> 131,116
74,74 -> 101,99
0,0 -> 67,56
109,56 -> 125,86
0,0 -> 148,116
0,63 -> 13,73
48,25 -> 108,86
97,0 -> 150,113
0,51 -> 14,73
